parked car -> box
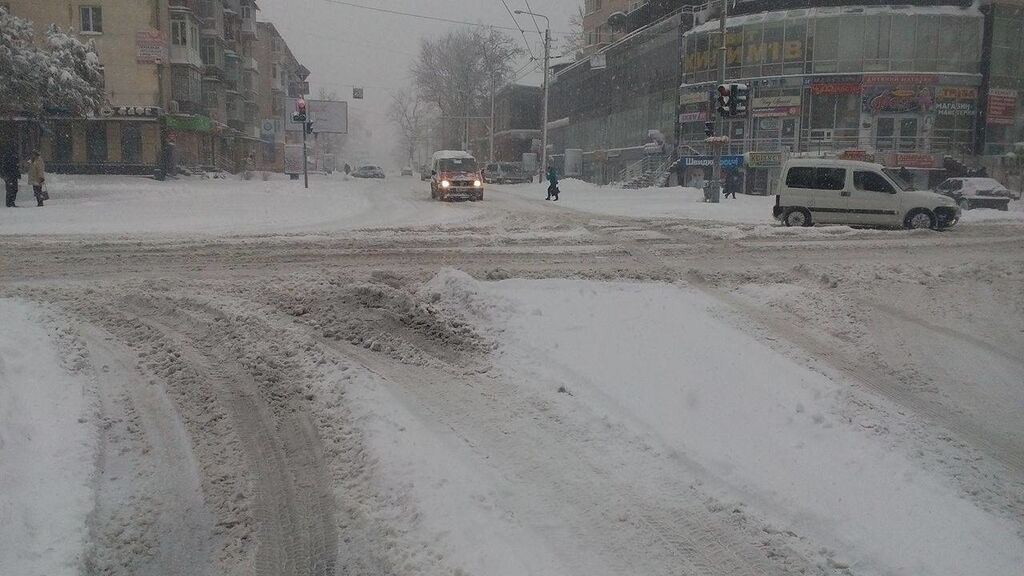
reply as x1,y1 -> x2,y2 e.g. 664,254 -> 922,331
933,178 -> 1014,211
773,159 -> 960,230
401,166 -> 414,176
430,150 -> 483,201
483,162 -> 532,184
352,165 -> 386,179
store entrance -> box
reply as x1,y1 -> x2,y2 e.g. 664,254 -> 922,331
875,116 -> 919,152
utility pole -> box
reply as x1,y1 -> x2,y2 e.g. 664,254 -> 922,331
712,0 -> 728,202
517,10 -> 551,183
489,73 -> 496,162
541,26 -> 551,183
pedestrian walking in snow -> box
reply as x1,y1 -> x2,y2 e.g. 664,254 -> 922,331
723,171 -> 739,199
2,147 -> 20,208
546,167 -> 560,201
343,163 -> 351,175
27,150 -> 47,207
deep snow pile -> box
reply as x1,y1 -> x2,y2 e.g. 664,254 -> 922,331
0,299 -> 97,576
420,270 -> 1024,576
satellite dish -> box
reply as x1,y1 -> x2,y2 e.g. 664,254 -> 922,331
607,11 -> 627,29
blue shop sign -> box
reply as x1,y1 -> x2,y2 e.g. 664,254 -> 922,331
682,155 -> 744,169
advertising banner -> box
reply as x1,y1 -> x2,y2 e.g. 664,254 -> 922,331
987,88 -> 1018,125
136,30 -> 167,64
862,85 -> 935,114
679,111 -> 708,123
744,151 -> 783,168
751,95 -> 801,118
805,75 -> 863,96
681,155 -> 744,169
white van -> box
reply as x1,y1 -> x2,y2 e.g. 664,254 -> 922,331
430,150 -> 483,202
773,159 -> 960,229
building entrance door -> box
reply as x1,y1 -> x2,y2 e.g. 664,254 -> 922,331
875,116 -> 919,152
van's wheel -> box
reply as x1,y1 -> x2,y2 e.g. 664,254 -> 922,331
957,198 -> 970,211
904,209 -> 936,230
783,208 -> 812,227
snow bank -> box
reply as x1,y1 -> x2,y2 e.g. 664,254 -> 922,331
496,179 -> 776,224
0,300 -> 97,576
960,201 -> 1024,223
0,173 -> 483,236
450,278 -> 1023,576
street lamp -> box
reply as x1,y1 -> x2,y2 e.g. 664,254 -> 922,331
514,9 -> 550,183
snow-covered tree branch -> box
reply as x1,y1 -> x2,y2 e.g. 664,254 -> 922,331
0,9 -> 105,116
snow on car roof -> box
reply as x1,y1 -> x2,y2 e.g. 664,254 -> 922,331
432,150 -> 475,161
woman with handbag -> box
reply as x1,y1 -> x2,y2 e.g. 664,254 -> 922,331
27,150 -> 47,207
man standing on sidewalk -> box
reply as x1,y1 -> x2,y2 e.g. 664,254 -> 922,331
2,147 -> 21,208
27,150 -> 46,207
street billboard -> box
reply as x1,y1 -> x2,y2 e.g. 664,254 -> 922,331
285,99 -> 349,134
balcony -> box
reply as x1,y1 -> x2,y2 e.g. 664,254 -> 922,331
224,51 -> 240,82
241,17 -> 258,38
170,44 -> 204,68
169,0 -> 198,13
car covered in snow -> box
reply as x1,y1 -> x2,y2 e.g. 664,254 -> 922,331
933,178 -> 1014,211
483,162 -> 532,184
774,159 -> 960,230
430,151 -> 483,201
352,165 -> 386,179
401,166 -> 414,177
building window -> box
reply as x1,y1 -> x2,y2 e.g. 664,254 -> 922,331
171,19 -> 188,46
121,123 -> 142,164
80,6 -> 102,33
241,5 -> 252,19
86,123 -> 107,164
50,122 -> 73,163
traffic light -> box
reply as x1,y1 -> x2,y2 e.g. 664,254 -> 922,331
730,83 -> 749,117
704,121 -> 714,137
292,97 -> 307,123
716,84 -> 731,117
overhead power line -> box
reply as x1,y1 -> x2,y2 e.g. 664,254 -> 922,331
498,0 -> 537,61
319,0 -> 571,36
522,0 -> 544,36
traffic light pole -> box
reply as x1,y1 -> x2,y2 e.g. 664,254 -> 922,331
713,0 -> 728,202
303,121 -> 309,189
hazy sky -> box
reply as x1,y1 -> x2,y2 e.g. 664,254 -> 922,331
257,0 -> 580,165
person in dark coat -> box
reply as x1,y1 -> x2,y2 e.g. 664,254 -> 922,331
723,170 -> 739,199
2,148 -> 21,208
343,163 -> 351,175
546,166 -> 560,201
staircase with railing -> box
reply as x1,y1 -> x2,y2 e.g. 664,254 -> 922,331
618,155 -> 672,189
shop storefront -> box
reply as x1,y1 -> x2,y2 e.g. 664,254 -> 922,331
24,106 -> 165,175
165,114 -> 216,170
679,5 -> 985,170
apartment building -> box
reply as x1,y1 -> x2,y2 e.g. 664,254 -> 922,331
2,0 -> 171,173
254,22 -> 310,172
1,0 -> 307,174
581,0 -> 637,56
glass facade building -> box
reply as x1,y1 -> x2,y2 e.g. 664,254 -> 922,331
548,1 -> 1024,186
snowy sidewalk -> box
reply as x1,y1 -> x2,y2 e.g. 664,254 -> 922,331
0,300 -> 97,576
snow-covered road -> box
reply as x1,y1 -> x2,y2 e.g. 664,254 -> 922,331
1,175 -> 1022,576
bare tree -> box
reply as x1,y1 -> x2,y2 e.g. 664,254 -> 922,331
388,88 -> 431,169
412,28 -> 523,151
560,5 -> 588,60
